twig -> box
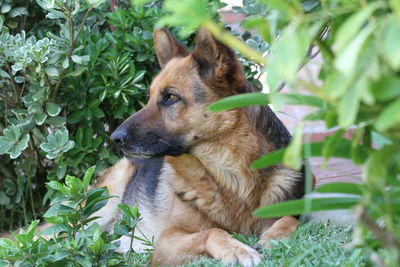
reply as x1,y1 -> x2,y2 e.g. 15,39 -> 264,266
44,72 -> 53,90
0,93 -> 17,107
110,0 -> 118,31
6,62 -> 21,105
360,211 -> 400,252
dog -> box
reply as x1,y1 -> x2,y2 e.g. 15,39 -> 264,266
91,28 -> 306,267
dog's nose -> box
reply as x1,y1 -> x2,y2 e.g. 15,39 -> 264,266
110,130 -> 127,145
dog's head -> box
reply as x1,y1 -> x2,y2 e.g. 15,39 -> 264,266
110,28 -> 249,158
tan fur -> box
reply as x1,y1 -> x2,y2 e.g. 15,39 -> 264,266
258,216 -> 300,247
35,29 -> 302,266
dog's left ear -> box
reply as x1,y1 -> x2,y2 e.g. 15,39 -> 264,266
192,28 -> 247,95
153,28 -> 189,68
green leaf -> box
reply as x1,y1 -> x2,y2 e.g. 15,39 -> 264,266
71,55 -> 83,64
316,182 -> 363,195
45,66 -> 59,77
68,66 -> 86,77
208,93 -> 268,112
25,220 -> 40,238
46,102 -> 61,117
93,108 -> 105,118
83,166 -> 96,189
9,133 -> 29,159
338,80 -> 363,128
158,0 -> 212,37
253,197 -> 360,218
0,191 -> 10,206
273,94 -> 324,108
46,116 -> 66,127
10,7 -> 28,18
40,224 -> 69,236
322,129 -> 345,167
375,98 -> 400,131
251,149 -> 285,169
0,69 -> 10,79
335,2 -> 383,52
383,17 -> 400,70
251,140 -> 352,169
0,237 -> 14,249
90,228 -> 104,254
370,75 -> 400,102
43,204 -> 76,218
334,23 -> 375,74
283,123 -> 303,170
133,70 -> 146,83
86,0 -> 107,8
3,126 -> 21,142
62,57 -> 69,69
40,127 -> 74,159
46,181 -> 69,194
0,137 -> 12,154
4,179 -> 16,196
390,0 -> 400,19
1,4 -> 11,13
114,223 -> 130,236
65,175 -> 83,194
267,24 -> 309,88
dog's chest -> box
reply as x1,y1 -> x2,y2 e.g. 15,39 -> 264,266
164,155 -> 260,233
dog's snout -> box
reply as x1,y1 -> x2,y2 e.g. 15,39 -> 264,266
110,130 -> 127,145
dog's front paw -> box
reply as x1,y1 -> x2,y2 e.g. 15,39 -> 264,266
213,242 -> 261,267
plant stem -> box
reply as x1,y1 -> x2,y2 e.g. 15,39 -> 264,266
202,20 -> 266,65
0,93 -> 17,107
6,62 -> 21,105
360,211 -> 400,252
44,72 -> 53,91
129,224 -> 136,255
52,6 -> 93,101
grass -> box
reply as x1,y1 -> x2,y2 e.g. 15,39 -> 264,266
136,222 -> 366,267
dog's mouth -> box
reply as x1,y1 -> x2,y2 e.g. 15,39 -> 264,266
121,149 -> 154,159
116,136 -> 188,159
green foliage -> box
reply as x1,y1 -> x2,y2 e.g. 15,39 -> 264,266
0,0 -> 162,231
154,0 -> 400,265
183,223 -> 365,267
0,167 -> 148,266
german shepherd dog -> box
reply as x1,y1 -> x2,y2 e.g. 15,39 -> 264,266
92,28 -> 305,266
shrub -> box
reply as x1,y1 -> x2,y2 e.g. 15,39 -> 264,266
149,0 -> 400,266
0,0 -> 162,231
0,166 -> 150,266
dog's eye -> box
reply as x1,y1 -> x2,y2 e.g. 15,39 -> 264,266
162,93 -> 180,106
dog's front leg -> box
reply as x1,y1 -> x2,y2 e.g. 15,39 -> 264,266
152,227 -> 261,267
258,216 -> 299,247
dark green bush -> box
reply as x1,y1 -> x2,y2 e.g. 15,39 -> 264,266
0,166 -> 149,266
0,0 -> 162,231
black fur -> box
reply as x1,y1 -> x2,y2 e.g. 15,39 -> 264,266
123,157 -> 164,207
255,105 -> 292,149
193,82 -> 208,103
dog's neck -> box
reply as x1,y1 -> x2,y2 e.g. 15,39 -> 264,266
167,114 -> 273,200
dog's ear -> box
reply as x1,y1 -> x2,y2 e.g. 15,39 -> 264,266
191,28 -> 246,95
153,28 -> 188,68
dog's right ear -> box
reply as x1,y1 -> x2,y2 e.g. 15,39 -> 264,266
153,28 -> 188,68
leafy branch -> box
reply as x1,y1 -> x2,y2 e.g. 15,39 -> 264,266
52,5 -> 93,101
